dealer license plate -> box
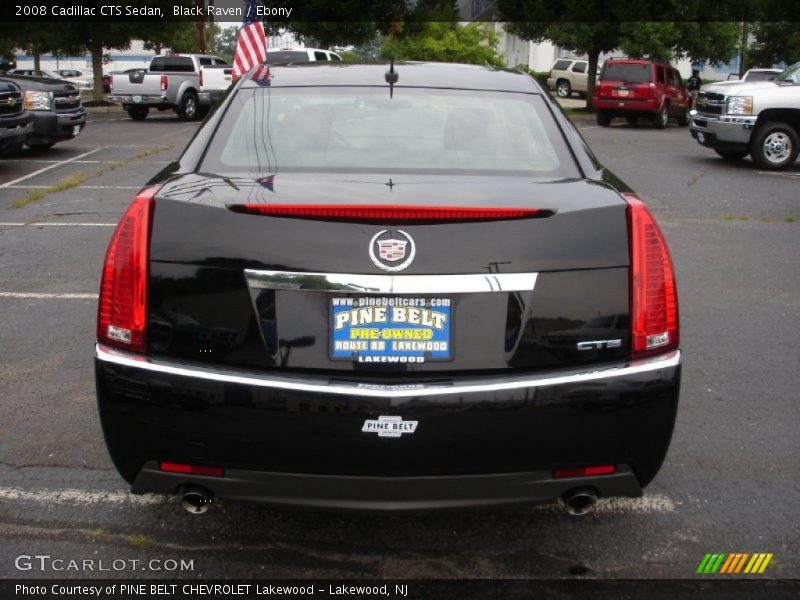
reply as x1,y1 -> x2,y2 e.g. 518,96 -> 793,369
72,125 -> 81,136
330,297 -> 452,363
617,89 -> 630,97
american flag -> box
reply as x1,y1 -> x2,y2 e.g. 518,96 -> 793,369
232,0 -> 267,80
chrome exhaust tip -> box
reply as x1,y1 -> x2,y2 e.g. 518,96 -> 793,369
180,486 -> 213,515
562,488 -> 598,516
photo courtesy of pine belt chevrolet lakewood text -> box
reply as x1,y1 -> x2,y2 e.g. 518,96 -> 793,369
95,62 -> 681,515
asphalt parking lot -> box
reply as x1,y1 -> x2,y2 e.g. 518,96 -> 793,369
0,109 -> 798,581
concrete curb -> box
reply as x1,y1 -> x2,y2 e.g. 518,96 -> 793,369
83,105 -> 125,114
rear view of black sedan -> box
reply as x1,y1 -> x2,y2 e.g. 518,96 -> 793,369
95,62 -> 680,514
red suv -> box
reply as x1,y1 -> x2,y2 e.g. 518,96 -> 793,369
593,59 -> 690,129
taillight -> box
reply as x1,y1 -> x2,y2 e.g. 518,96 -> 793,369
624,193 -> 679,359
160,74 -> 168,91
159,462 -> 223,477
198,69 -> 203,87
97,186 -> 156,353
553,465 -> 616,479
228,204 -> 548,222
109,74 -> 113,91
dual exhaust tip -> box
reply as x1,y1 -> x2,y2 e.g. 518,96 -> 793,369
178,485 -> 599,516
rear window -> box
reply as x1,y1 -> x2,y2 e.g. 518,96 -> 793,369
571,62 -> 587,74
553,60 -> 572,71
150,57 -> 195,73
744,71 -> 777,82
266,51 -> 310,64
601,63 -> 651,83
202,87 -> 578,178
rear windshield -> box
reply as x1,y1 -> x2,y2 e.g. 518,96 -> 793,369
601,63 -> 651,83
266,51 -> 310,64
201,87 -> 578,177
151,57 -> 194,73
744,71 -> 777,82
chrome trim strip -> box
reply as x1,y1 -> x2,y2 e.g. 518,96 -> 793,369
96,344 -> 680,399
244,269 -> 539,294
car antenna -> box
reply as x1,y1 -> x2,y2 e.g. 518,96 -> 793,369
385,58 -> 398,98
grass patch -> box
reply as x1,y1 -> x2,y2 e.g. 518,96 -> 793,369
786,213 -> 796,223
11,188 -> 49,209
87,528 -> 106,539
11,144 -> 171,209
722,214 -> 733,220
738,216 -> 750,221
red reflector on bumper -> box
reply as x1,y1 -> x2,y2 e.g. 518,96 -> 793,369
228,204 -> 545,222
552,465 -> 616,479
159,462 -> 223,477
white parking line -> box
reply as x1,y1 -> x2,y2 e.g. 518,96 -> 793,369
0,293 -> 98,299
0,485 -> 677,513
0,222 -> 115,227
0,148 -> 103,189
757,170 -> 800,179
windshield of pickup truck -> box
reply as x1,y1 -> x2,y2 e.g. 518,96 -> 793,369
776,62 -> 800,84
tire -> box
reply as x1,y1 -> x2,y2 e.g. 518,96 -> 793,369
127,106 -> 149,120
556,79 -> 572,98
625,115 -> 638,125
178,92 -> 200,121
714,149 -> 748,161
677,107 -> 690,127
25,141 -> 56,150
653,103 -> 669,129
596,110 -> 612,127
750,121 -> 799,171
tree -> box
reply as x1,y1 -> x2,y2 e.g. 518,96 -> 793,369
747,22 -> 800,68
497,1 -> 740,107
380,22 -> 504,66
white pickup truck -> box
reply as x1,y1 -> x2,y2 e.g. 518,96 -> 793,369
689,61 -> 800,170
109,54 -> 229,121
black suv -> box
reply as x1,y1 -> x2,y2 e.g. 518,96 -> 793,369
0,73 -> 86,150
0,80 -> 33,156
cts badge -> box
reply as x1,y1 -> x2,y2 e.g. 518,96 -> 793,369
369,229 -> 415,272
362,415 -> 418,438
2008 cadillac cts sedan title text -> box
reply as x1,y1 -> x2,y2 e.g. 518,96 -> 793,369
95,62 -> 681,514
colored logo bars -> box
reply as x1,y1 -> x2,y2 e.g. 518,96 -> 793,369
696,553 -> 773,574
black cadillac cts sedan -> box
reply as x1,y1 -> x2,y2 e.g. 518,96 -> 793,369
96,62 -> 680,514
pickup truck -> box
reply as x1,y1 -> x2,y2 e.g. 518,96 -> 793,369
689,61 -> 800,170
0,80 -> 33,156
199,64 -> 233,107
0,74 -> 86,150
109,54 -> 229,121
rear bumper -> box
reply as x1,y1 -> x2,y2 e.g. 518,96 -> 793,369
96,345 -> 680,510
133,462 -> 642,511
198,91 -> 224,105
593,98 -> 657,114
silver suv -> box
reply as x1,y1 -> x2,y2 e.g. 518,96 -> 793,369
546,58 -> 589,98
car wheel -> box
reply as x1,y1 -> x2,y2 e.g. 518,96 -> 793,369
750,122 -> 799,170
179,92 -> 201,121
596,110 -> 612,127
714,149 -> 748,161
625,115 -> 638,126
25,141 -> 56,150
653,103 -> 669,129
677,107 -> 690,127
127,107 -> 149,120
556,80 -> 572,98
